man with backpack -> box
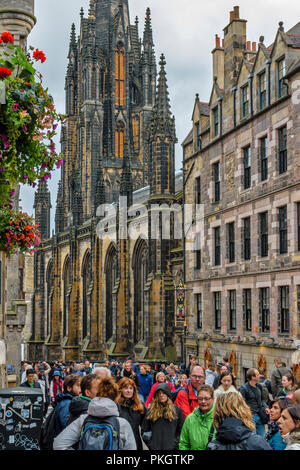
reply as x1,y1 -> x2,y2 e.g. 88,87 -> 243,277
270,359 -> 293,397
174,366 -> 206,418
239,368 -> 269,437
258,368 -> 272,406
53,377 -> 136,450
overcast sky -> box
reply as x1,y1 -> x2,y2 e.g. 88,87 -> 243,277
19,0 -> 300,231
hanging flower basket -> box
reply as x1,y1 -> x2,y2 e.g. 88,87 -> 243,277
0,31 -> 65,208
0,206 -> 41,256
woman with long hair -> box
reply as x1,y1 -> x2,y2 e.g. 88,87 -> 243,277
278,404 -> 300,450
118,378 -> 146,450
53,377 -> 136,450
141,383 -> 185,450
265,398 -> 288,450
213,372 -> 241,401
206,392 -> 272,450
145,372 -> 175,408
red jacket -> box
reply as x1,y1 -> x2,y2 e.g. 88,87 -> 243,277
145,381 -> 175,408
174,382 -> 198,418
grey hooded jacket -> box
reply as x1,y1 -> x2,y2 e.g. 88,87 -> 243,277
53,397 -> 137,450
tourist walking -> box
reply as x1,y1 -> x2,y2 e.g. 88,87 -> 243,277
206,392 -> 272,450
214,372 -> 241,402
118,378 -> 146,450
142,383 -> 185,450
239,368 -> 269,437
174,366 -> 206,418
278,405 -> 300,450
179,385 -> 215,450
53,377 -> 136,450
265,398 -> 288,450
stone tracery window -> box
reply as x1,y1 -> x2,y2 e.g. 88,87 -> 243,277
105,244 -> 117,341
133,240 -> 149,343
82,252 -> 92,339
46,260 -> 54,337
63,256 -> 71,338
115,43 -> 125,106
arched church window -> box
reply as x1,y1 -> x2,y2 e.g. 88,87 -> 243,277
46,260 -> 54,337
115,121 -> 124,158
105,244 -> 117,342
133,240 -> 149,343
115,43 -> 125,106
82,252 -> 92,339
63,256 -> 72,338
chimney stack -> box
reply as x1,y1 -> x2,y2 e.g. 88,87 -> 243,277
233,6 -> 240,19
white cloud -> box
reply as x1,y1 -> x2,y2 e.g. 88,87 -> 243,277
19,0 -> 300,231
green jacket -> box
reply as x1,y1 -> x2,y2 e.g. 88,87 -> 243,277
179,406 -> 215,450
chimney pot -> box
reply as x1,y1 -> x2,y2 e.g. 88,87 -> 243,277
246,41 -> 251,51
215,34 -> 221,48
222,39 -> 224,48
230,11 -> 234,23
233,6 -> 240,19
252,42 -> 257,51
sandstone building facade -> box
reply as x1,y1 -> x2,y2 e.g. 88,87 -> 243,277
183,7 -> 300,382
29,0 -> 184,362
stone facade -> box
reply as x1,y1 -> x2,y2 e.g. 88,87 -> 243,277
29,1 -> 183,363
183,7 -> 300,384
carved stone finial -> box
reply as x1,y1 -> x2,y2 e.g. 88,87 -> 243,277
279,21 -> 284,31
259,35 -> 264,44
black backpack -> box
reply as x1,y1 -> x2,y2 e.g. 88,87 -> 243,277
78,415 -> 120,450
207,438 -> 249,451
39,407 -> 58,450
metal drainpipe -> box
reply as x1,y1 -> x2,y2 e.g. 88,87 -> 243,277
266,59 -> 272,106
231,87 -> 237,128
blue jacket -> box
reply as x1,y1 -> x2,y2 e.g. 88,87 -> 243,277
268,430 -> 286,450
54,393 -> 74,435
138,372 -> 153,399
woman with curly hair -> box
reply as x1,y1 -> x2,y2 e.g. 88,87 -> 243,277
118,377 -> 146,450
265,398 -> 287,450
145,372 -> 175,408
141,383 -> 185,450
206,392 -> 272,450
53,377 -> 136,450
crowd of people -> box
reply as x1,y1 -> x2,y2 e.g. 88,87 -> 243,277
18,355 -> 300,451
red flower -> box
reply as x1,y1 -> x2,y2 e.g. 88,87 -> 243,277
0,67 -> 12,79
33,48 -> 46,63
1,32 -> 14,44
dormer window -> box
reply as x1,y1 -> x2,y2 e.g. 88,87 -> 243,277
259,72 -> 267,110
277,58 -> 286,98
195,122 -> 201,150
241,84 -> 249,117
213,107 -> 219,137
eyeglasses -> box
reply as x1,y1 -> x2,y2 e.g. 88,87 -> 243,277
191,375 -> 205,380
198,397 -> 212,402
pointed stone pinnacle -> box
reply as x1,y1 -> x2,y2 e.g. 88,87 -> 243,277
80,7 -> 84,19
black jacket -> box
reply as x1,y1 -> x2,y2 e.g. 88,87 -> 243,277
68,396 -> 91,424
239,382 -> 268,414
206,417 -> 272,450
141,404 -> 185,451
118,401 -> 146,450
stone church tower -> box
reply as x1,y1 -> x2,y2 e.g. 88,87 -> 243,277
29,0 -> 181,362
56,0 -> 157,230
